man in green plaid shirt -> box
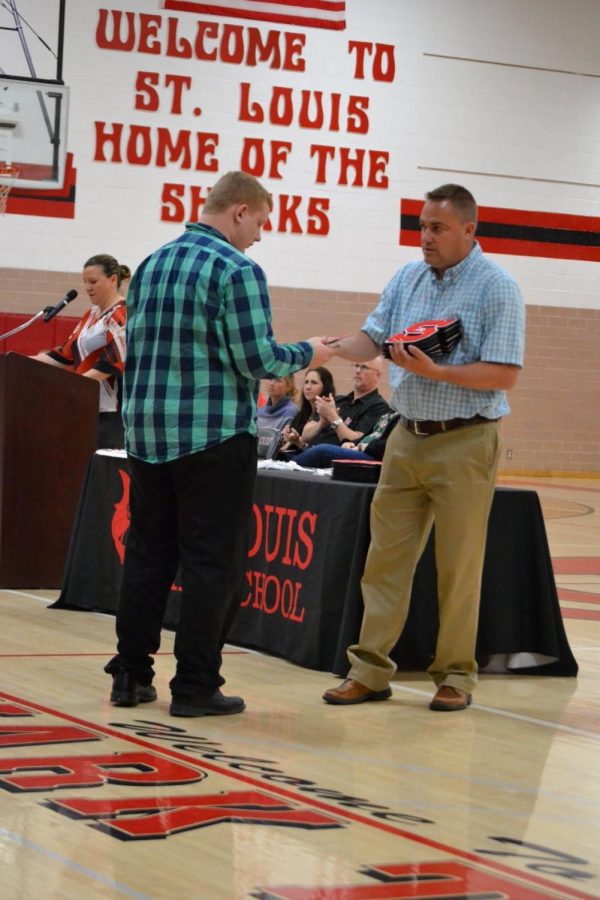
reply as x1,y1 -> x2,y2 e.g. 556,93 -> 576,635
105,171 -> 334,717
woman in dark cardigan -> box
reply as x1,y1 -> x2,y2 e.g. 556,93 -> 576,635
281,366 -> 336,451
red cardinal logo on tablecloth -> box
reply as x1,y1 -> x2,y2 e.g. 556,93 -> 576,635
111,469 -> 130,564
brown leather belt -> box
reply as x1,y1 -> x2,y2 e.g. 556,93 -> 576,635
399,414 -> 497,437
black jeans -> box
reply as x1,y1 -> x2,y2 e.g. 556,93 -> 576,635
98,412 -> 125,449
105,432 -> 257,698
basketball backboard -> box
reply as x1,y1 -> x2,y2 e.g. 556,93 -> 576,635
0,0 -> 67,190
0,77 -> 69,189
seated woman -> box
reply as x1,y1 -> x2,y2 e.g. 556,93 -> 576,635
257,374 -> 299,431
281,367 -> 336,452
293,410 -> 400,468
31,254 -> 131,449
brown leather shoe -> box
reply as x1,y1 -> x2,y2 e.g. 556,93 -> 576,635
323,678 -> 392,705
429,685 -> 472,711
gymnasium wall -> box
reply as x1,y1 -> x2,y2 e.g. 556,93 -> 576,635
1,0 -> 598,473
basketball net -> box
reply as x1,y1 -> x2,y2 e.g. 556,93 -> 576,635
0,164 -> 20,215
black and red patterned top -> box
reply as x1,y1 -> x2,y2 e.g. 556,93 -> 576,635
47,300 -> 126,412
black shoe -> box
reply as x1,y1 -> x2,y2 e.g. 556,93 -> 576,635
110,670 -> 157,707
170,689 -> 245,717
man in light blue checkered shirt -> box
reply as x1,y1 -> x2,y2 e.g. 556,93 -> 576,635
324,184 -> 525,713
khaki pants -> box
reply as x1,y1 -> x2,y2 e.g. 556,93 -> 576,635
347,419 -> 501,694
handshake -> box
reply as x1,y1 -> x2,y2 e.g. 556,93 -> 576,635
306,335 -> 346,368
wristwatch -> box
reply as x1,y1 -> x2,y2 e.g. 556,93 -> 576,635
332,418 -> 344,430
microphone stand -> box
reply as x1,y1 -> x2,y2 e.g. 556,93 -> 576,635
0,300 -> 74,341
0,309 -> 49,342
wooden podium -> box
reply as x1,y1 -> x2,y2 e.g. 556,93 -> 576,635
0,353 -> 99,587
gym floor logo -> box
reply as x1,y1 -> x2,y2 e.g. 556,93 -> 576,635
251,860 -> 568,898
0,697 -> 595,898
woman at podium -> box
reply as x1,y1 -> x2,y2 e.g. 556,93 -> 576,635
31,254 -> 131,449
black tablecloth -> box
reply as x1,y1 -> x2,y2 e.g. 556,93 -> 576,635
53,453 -> 577,677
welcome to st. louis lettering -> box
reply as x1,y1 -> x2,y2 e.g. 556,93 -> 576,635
243,502 -> 317,622
93,8 -> 395,227
0,703 -> 341,842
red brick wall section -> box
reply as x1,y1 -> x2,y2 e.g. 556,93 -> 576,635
1,268 -> 598,474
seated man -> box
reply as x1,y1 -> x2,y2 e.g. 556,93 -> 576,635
300,357 -> 392,449
294,410 -> 399,468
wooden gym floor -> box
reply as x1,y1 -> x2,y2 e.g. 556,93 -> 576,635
0,474 -> 598,899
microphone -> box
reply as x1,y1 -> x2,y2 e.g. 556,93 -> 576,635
43,289 -> 78,322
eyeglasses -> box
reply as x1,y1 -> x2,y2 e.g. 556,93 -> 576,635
352,364 -> 379,373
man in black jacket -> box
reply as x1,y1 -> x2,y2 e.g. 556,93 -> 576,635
299,356 -> 392,449
293,410 -> 399,468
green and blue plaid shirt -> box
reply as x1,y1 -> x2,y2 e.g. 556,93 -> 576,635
123,223 -> 312,463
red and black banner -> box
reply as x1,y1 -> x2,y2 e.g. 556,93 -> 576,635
400,198 -> 600,263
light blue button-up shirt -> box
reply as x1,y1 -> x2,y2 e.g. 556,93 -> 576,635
362,242 -> 525,420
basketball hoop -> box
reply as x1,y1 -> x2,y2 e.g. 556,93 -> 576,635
0,163 -> 20,215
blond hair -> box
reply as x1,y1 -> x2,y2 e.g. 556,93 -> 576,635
204,171 -> 273,214
281,374 -> 298,403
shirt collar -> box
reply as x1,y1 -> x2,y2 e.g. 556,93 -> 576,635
185,222 -> 230,244
344,388 -> 380,405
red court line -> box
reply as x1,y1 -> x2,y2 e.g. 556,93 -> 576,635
553,557 -> 600,575
561,608 -> 600,621
0,689 -> 596,900
498,479 -> 600,494
558,589 -> 600,604
0,652 -> 170,658
0,650 -> 248,659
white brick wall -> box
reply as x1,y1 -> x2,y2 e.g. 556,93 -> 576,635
0,0 -> 598,311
